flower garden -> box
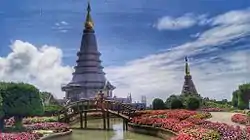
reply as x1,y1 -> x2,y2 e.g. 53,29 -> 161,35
1,117 -> 70,140
199,107 -> 226,112
231,114 -> 248,125
0,82 -> 248,140
131,109 -> 250,140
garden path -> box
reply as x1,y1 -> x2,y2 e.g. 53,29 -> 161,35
207,112 -> 245,128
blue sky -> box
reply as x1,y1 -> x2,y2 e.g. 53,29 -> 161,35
0,0 -> 250,103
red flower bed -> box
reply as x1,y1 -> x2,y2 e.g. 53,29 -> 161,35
175,127 -> 221,140
200,121 -> 250,139
4,117 -> 58,126
231,114 -> 248,125
185,117 -> 205,125
25,122 -> 70,132
2,117 -> 70,140
200,108 -> 225,112
245,126 -> 250,133
172,120 -> 194,132
0,132 -> 40,140
132,110 -> 250,140
171,133 -> 195,140
162,118 -> 180,130
139,110 -> 197,120
166,110 -> 197,120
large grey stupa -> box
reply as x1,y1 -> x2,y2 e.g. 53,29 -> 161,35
181,57 -> 198,95
62,2 -> 115,101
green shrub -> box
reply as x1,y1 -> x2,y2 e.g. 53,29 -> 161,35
165,95 -> 178,109
238,101 -> 247,110
187,97 -> 200,110
44,105 -> 63,116
152,98 -> 165,110
247,111 -> 250,117
170,98 -> 184,109
179,94 -> 201,107
231,83 -> 250,109
202,101 -> 232,110
0,82 -> 44,130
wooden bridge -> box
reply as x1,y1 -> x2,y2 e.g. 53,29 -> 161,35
57,94 -> 137,130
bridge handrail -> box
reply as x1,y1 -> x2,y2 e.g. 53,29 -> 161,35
57,99 -> 96,113
104,100 -> 136,111
57,98 -> 137,118
61,99 -> 135,110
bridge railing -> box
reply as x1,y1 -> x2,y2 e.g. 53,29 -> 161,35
57,99 -> 137,123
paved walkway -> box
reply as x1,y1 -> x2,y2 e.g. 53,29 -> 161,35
207,112 -> 245,128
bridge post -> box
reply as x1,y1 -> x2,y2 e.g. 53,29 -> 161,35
84,111 -> 87,128
117,104 -> 120,114
82,101 -> 84,110
87,100 -> 89,110
105,101 -> 110,130
96,100 -> 99,110
107,112 -> 110,130
123,119 -> 126,131
84,105 -> 87,128
125,120 -> 128,130
102,107 -> 106,130
77,102 -> 79,112
80,111 -> 83,129
111,103 -> 114,110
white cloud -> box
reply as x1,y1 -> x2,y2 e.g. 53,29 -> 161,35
106,8 -> 250,103
211,8 -> 250,25
53,21 -> 70,33
59,30 -> 68,33
60,21 -> 69,25
154,13 -> 209,30
0,8 -> 250,105
55,21 -> 69,26
190,32 -> 200,38
0,40 -> 73,99
154,8 -> 250,31
105,49 -> 250,104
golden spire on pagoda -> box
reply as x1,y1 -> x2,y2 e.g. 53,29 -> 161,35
185,56 -> 190,75
84,1 -> 94,30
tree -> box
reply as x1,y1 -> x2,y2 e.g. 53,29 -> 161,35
221,99 -> 228,104
231,83 -> 250,109
1,82 -> 44,129
179,94 -> 202,108
187,96 -> 200,110
170,98 -> 183,109
239,84 -> 250,108
238,90 -> 248,110
152,98 -> 165,110
0,82 -> 8,131
203,97 -> 210,101
0,93 -> 4,130
165,95 -> 178,109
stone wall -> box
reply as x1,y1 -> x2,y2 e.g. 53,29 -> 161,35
128,123 -> 177,140
40,130 -> 72,140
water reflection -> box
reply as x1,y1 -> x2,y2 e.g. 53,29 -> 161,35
50,119 -> 161,140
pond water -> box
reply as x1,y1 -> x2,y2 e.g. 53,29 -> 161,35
50,118 -> 162,140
